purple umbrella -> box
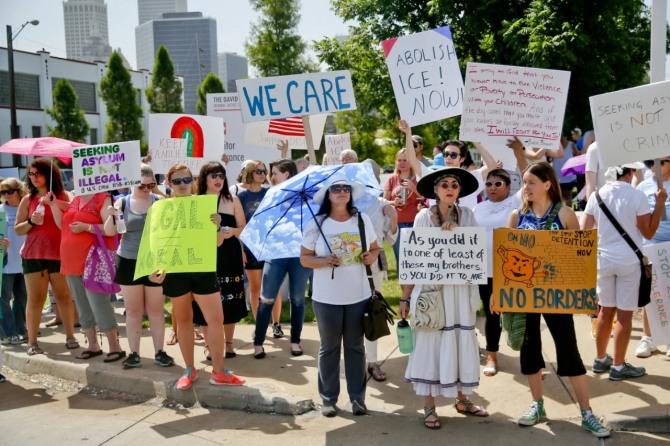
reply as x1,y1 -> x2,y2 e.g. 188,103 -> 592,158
561,154 -> 587,176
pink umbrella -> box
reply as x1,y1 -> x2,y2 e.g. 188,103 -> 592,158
0,137 -> 85,164
561,153 -> 587,176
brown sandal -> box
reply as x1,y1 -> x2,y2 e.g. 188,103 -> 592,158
166,331 -> 177,345
367,363 -> 387,382
455,398 -> 489,417
65,338 -> 80,350
424,407 -> 441,429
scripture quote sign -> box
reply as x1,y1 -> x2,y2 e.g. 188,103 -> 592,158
398,227 -> 487,285
382,26 -> 464,127
460,63 -> 570,149
492,229 -> 597,314
71,141 -> 141,195
134,195 -> 218,280
590,80 -> 670,168
643,242 -> 670,346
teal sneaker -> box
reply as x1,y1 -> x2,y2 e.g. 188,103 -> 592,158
581,411 -> 611,437
518,399 -> 547,426
592,354 -> 613,373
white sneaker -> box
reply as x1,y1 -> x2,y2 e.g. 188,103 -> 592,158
0,337 -> 10,345
635,336 -> 657,358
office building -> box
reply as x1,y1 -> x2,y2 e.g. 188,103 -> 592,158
218,52 -> 248,92
0,47 -> 158,168
138,0 -> 188,24
63,0 -> 112,62
136,12 -> 217,114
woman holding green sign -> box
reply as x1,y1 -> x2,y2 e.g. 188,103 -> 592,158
148,164 -> 244,389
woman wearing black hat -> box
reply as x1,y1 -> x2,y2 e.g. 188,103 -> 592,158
398,167 -> 488,430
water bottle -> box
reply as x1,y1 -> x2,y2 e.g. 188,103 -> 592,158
34,204 -> 45,225
398,185 -> 407,206
397,318 -> 413,354
115,212 -> 127,234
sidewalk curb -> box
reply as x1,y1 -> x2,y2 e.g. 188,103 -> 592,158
607,414 -> 670,434
3,350 -> 316,416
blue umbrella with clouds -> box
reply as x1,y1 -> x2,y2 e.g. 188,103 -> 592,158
240,162 -> 383,261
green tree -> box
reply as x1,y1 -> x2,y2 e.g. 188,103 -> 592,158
245,0 -> 318,76
99,51 -> 144,144
316,0 -> 660,137
146,45 -> 184,113
196,72 -> 225,115
46,78 -> 89,142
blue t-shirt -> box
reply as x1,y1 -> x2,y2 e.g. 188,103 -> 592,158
238,188 -> 268,223
637,176 -> 670,244
517,202 -> 564,231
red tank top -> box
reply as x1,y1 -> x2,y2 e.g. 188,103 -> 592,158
20,193 -> 68,261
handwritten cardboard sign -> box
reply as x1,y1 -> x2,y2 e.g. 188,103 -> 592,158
460,63 -> 571,150
382,27 -> 464,127
148,113 -> 224,174
134,195 -> 218,280
589,80 -> 670,168
71,141 -> 141,195
0,211 -> 4,291
643,241 -> 670,345
492,228 -> 597,314
323,132 -> 351,165
236,71 -> 357,123
397,227 -> 487,285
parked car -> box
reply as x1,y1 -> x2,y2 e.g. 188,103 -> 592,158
60,168 -> 74,191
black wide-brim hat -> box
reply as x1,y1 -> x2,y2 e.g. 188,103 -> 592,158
416,167 -> 479,200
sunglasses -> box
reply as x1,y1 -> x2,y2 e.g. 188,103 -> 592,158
437,181 -> 460,190
329,185 -> 352,194
28,172 -> 43,178
209,172 -> 225,179
485,181 -> 506,188
444,152 -> 460,160
170,177 -> 193,186
137,182 -> 156,190
413,143 -> 418,148
254,169 -> 268,175
0,189 -> 18,196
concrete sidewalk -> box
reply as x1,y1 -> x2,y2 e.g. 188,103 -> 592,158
2,306 -> 669,433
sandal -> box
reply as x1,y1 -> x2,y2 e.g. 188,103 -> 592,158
225,341 -> 236,359
424,406 -> 441,430
455,398 -> 489,417
194,330 -> 204,341
27,343 -> 44,356
483,359 -> 498,377
65,338 -> 80,350
204,346 -> 212,361
367,363 -> 387,382
103,351 -> 127,363
76,349 -> 103,360
166,331 -> 178,345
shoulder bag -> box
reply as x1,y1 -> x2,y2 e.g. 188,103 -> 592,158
595,191 -> 652,307
83,225 -> 121,295
359,213 -> 396,341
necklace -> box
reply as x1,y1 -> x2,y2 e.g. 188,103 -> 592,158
435,204 -> 459,226
531,203 -> 552,219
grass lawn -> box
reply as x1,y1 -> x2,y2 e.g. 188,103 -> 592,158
162,243 -> 404,327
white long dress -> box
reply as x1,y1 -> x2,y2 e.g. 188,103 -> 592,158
404,206 -> 481,398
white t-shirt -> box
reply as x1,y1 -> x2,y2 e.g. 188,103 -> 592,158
584,181 -> 651,264
302,212 -> 377,305
585,142 -> 606,193
473,193 -> 522,276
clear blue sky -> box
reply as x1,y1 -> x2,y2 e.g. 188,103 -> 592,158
2,0 -> 352,70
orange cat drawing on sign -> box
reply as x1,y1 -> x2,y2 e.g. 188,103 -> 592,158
497,246 -> 547,288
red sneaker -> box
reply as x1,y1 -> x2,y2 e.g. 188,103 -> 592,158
210,369 -> 245,386
176,367 -> 197,390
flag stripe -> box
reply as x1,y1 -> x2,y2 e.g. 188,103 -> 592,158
268,117 -> 305,137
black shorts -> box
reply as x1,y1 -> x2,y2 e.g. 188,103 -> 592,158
22,258 -> 61,275
162,272 -> 220,298
243,246 -> 265,270
114,255 -> 162,287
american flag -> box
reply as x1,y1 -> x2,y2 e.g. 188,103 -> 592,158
268,117 -> 305,137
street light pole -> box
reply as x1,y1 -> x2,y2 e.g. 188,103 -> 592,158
7,20 -> 39,140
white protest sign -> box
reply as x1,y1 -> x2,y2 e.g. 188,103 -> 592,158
148,114 -> 224,174
71,141 -> 141,195
382,27 -> 464,127
244,114 -> 328,151
590,80 -> 670,168
643,242 -> 670,346
323,132 -> 351,165
398,226 -> 487,285
236,71 -> 357,123
460,63 -> 570,150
